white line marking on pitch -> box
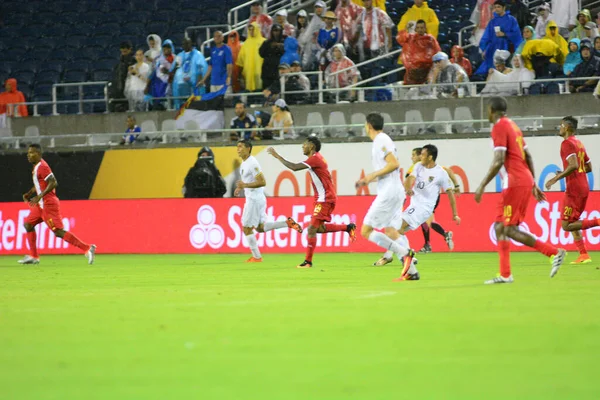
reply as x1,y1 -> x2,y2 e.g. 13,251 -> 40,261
357,291 -> 397,299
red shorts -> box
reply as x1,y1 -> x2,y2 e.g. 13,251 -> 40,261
25,204 -> 64,231
562,193 -> 588,223
310,202 -> 335,228
495,186 -> 531,226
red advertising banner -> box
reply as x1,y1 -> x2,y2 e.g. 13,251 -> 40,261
1,193 -> 599,255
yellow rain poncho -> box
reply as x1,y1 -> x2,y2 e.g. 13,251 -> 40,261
236,22 -> 266,91
545,21 -> 568,59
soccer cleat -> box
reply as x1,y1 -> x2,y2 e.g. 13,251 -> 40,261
419,244 -> 432,254
246,257 -> 263,263
347,223 -> 357,243
550,248 -> 567,278
373,256 -> 393,266
286,217 -> 303,233
296,260 -> 313,269
445,231 -> 454,251
399,249 -> 416,278
484,275 -> 514,284
85,244 -> 96,265
17,255 -> 40,265
393,271 -> 420,282
570,254 -> 592,264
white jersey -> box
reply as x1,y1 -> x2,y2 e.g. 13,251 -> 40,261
240,155 -> 265,200
410,163 -> 452,210
371,133 -> 403,196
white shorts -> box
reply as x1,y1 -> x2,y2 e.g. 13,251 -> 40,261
363,191 -> 405,230
242,197 -> 267,228
402,202 -> 433,231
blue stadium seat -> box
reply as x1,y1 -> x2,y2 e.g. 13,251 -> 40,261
47,49 -> 73,62
97,59 -> 117,71
92,70 -> 113,82
157,0 -> 178,11
457,6 -> 472,19
121,23 -> 146,36
13,71 -> 36,86
33,83 -> 55,96
33,95 -> 54,115
35,71 -> 62,85
0,26 -> 21,38
146,21 -> 171,35
65,36 -> 87,48
84,37 -> 109,48
96,23 -> 122,36
63,70 -> 88,83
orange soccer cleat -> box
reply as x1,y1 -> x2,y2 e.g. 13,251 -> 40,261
286,217 -> 303,233
570,254 -> 592,264
296,260 -> 313,269
347,223 -> 357,243
246,257 -> 263,263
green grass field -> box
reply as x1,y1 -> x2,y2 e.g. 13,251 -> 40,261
1,252 -> 599,400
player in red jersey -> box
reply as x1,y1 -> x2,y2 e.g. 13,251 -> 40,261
475,97 -> 566,284
267,135 -> 356,268
545,116 -> 599,264
18,144 -> 96,265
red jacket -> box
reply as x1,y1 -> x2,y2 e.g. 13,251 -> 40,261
0,78 -> 28,117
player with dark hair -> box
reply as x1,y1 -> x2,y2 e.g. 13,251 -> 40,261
235,139 -> 303,262
267,135 -> 356,268
545,116 -> 599,265
19,144 -> 96,265
475,97 -> 566,283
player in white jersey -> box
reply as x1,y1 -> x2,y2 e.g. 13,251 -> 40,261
235,139 -> 303,262
356,113 -> 418,282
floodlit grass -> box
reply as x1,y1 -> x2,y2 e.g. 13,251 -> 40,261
1,252 -> 599,399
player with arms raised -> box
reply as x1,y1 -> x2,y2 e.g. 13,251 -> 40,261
19,144 -> 96,265
545,116 -> 599,264
235,139 -> 303,262
475,97 -> 566,284
268,136 -> 356,268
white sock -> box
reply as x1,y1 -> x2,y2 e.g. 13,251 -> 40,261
383,236 -> 408,260
246,234 -> 262,259
368,231 -> 408,258
408,260 -> 418,275
263,220 -> 287,231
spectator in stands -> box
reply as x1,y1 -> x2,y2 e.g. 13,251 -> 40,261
397,0 -> 439,38
429,52 -> 469,97
356,0 -> 393,61
281,36 -> 301,66
248,1 -> 273,39
584,22 -> 599,40
199,31 -> 233,93
299,1 -> 327,70
594,36 -> 600,57
509,0 -> 531,30
335,0 -> 364,58
520,38 -> 565,78
228,31 -> 243,93
125,49 -> 151,111
481,54 -> 535,95
470,0 -> 496,46
121,115 -> 141,145
450,45 -> 473,76
110,41 -> 135,112
569,39 -> 600,92
266,98 -> 296,139
352,0 -> 386,12
490,49 -> 513,75
237,22 -> 266,92
475,0 -> 522,76
0,78 -> 28,128
145,34 -> 162,62
172,38 -> 208,109
291,61 -> 311,91
569,10 -> 592,40
552,0 -> 578,38
317,11 -> 341,68
296,10 -> 309,40
259,24 -> 286,90
230,102 -> 258,140
397,20 -> 441,84
564,38 -> 582,75
515,25 -> 536,54
183,147 -> 227,199
535,4 -> 553,38
146,40 -> 175,110
263,63 -> 307,105
275,10 -> 296,38
325,43 -> 361,100
545,21 -> 569,57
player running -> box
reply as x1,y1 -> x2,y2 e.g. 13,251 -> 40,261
356,113 -> 418,281
19,144 -> 96,265
475,97 -> 566,284
267,135 -> 356,268
545,116 -> 599,264
235,139 -> 303,262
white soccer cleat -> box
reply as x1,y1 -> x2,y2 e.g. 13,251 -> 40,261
445,231 -> 454,251
550,249 -> 567,278
484,275 -> 514,284
86,244 -> 96,265
17,255 -> 40,265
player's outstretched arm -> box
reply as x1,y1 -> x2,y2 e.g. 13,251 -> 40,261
266,147 -> 308,172
545,154 -> 578,190
475,150 -> 505,203
446,189 -> 461,225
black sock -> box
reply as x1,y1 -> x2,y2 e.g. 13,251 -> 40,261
431,222 -> 446,237
421,223 -> 430,245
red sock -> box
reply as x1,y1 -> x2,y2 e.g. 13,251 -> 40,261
63,232 -> 90,252
581,219 -> 600,230
499,240 -> 511,278
305,237 -> 317,262
533,240 -> 558,257
27,231 -> 39,258
324,224 -> 347,233
575,238 -> 588,256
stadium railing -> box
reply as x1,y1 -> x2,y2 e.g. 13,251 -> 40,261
50,82 -> 110,116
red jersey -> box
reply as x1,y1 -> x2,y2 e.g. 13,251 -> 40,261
33,159 -> 59,209
302,152 -> 337,203
560,136 -> 590,196
491,117 -> 534,189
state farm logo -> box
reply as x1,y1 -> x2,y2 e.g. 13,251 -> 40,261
189,205 -> 225,249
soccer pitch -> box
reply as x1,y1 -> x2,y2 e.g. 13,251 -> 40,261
1,252 -> 599,400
